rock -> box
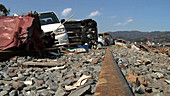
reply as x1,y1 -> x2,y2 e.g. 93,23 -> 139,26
135,85 -> 145,94
156,72 -> 164,79
8,72 -> 17,77
68,85 -> 91,96
29,90 -> 36,96
165,79 -> 170,84
90,84 -> 96,93
48,85 -> 58,91
63,78 -> 74,85
4,76 -> 12,81
151,73 -> 158,79
37,89 -> 55,96
92,65 -> 101,72
138,76 -> 148,86
0,90 -> 8,95
145,87 -> 152,93
23,86 -> 36,91
2,85 -> 12,91
45,79 -> 54,87
55,85 -> 67,96
152,88 -> 160,93
12,82 -> 25,90
163,86 -> 170,95
0,74 -> 3,80
9,90 -> 17,96
36,85 -> 47,90
65,71 -> 75,78
154,93 -> 165,96
24,80 -> 33,86
91,58 -> 98,64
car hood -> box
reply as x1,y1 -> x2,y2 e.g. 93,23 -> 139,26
41,23 -> 65,33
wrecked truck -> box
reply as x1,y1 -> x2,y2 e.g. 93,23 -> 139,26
39,11 -> 69,45
64,19 -> 98,48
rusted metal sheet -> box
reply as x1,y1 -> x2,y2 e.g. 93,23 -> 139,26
94,48 -> 133,96
0,15 -> 34,51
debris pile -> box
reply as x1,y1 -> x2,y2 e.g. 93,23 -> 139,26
111,47 -> 170,96
0,49 -> 105,96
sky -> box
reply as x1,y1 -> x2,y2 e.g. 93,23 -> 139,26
1,0 -> 170,33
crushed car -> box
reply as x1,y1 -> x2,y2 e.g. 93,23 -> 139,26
39,11 -> 69,45
64,19 -> 98,48
114,39 -> 131,48
98,33 -> 114,46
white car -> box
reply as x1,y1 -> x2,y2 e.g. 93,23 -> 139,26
98,35 -> 107,46
39,11 -> 69,45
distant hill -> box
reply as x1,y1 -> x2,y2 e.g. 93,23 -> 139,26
107,31 -> 170,43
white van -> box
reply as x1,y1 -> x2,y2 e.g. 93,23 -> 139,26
39,11 -> 69,45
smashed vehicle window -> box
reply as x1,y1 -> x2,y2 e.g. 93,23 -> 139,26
39,12 -> 60,25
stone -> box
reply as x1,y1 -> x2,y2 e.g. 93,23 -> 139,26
135,85 -> 145,94
37,89 -> 55,96
9,90 -> 17,96
55,85 -> 67,96
152,88 -> 160,93
163,86 -> 170,95
68,85 -> 91,96
65,71 -> 75,78
90,84 -> 96,93
29,90 -> 36,96
156,72 -> 164,79
63,78 -> 74,85
36,85 -> 47,90
12,82 -> 25,90
0,90 -> 8,95
145,87 -> 152,93
154,93 -> 165,96
8,72 -> 17,77
23,86 -> 36,91
2,85 -> 12,91
91,58 -> 98,64
45,79 -> 53,87
165,79 -> 170,84
138,76 -> 148,86
4,76 -> 12,81
0,74 -> 3,79
93,65 -> 101,72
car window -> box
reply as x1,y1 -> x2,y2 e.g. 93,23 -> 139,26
39,12 -> 60,25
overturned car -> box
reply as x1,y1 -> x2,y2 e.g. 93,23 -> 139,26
64,19 -> 98,48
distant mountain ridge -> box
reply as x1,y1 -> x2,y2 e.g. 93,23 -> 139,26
107,31 -> 170,43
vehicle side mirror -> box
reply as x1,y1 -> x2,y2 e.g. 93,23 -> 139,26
61,19 -> 65,23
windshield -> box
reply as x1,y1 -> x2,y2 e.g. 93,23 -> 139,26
39,12 -> 60,25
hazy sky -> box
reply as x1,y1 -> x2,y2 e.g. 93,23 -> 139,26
1,0 -> 170,33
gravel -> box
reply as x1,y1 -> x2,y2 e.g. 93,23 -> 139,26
0,49 -> 105,96
111,47 -> 170,96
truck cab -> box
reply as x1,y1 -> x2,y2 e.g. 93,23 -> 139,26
38,11 -> 69,45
